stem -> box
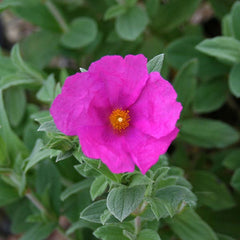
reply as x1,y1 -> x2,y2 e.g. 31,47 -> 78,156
26,191 -> 73,240
57,227 -> 74,240
44,0 -> 69,33
133,201 -> 148,235
116,0 -> 125,4
134,216 -> 141,235
25,191 -> 47,214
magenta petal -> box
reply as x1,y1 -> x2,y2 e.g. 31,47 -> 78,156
88,54 -> 148,108
78,126 -> 135,174
50,72 -> 103,135
50,94 -> 83,135
126,127 -> 179,174
130,72 -> 182,138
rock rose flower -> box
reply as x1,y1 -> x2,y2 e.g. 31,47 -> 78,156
50,54 -> 182,174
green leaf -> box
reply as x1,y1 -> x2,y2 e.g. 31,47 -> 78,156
116,6 -> 148,41
146,197 -> 169,220
24,139 -> 52,173
222,14 -> 234,37
0,90 -> 28,161
123,230 -> 135,240
196,37 -> 240,64
60,178 -> 92,201
166,208 -> 218,240
180,118 -> 239,148
31,111 -> 51,124
80,200 -> 107,223
38,120 -> 61,133
66,219 -> 98,235
56,151 -> 72,162
231,168 -> 240,192
10,44 -> 43,81
4,87 -> 26,127
107,185 -> 146,221
146,0 -> 159,18
208,0 -> 235,18
0,136 -> 8,166
154,0 -> 200,32
229,64 -> 240,97
12,0 -> 60,31
20,30 -> 60,69
0,73 -> 38,90
80,67 -> 87,73
60,68 -> 68,85
166,36 -> 229,79
173,59 -> 198,111
223,149 -> 240,170
153,167 -> 170,180
125,0 -> 138,7
190,171 -> 235,211
74,163 -> 99,178
193,78 -> 228,113
0,0 -> 20,11
90,175 -> 108,201
19,222 -> 56,240
0,55 -> 16,77
154,176 -> 177,191
36,74 -> 56,103
94,225 -> 129,240
104,4 -> 126,20
10,199 -> 33,233
0,178 -> 19,207
61,17 -> 98,48
36,161 -> 61,214
218,233 -> 235,240
138,229 -> 161,240
231,1 -> 240,40
74,153 -> 120,183
100,209 -> 113,225
128,173 -> 152,187
155,186 -> 197,217
147,54 -> 164,73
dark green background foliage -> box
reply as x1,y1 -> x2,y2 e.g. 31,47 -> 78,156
0,0 -> 240,239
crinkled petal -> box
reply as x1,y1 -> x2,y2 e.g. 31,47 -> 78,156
88,54 -> 148,108
130,72 -> 182,138
78,125 -> 135,174
50,94 -> 83,135
125,127 -> 179,174
50,72 -> 104,135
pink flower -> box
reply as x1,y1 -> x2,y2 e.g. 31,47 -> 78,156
50,55 -> 182,174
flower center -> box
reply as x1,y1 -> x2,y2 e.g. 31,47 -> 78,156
109,109 -> 130,131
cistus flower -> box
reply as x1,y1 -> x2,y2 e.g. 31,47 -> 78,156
50,55 -> 182,174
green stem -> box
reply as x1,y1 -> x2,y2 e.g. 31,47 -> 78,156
57,226 -> 74,240
116,0 -> 125,4
44,0 -> 69,33
134,216 -> 141,235
26,191 -> 73,240
133,201 -> 148,235
25,191 -> 47,215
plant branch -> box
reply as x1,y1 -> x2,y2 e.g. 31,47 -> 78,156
134,216 -> 141,235
133,201 -> 148,235
44,0 -> 69,33
26,191 -> 73,240
57,226 -> 74,240
25,191 -> 47,214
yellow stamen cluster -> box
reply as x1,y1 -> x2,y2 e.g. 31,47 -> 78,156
109,109 -> 130,132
